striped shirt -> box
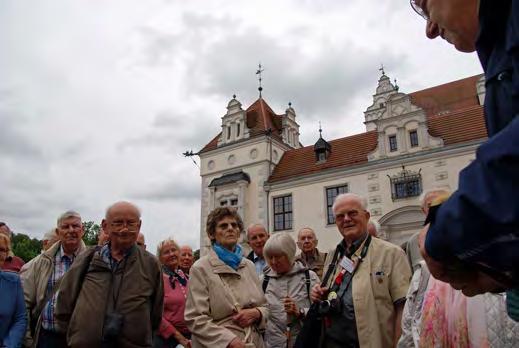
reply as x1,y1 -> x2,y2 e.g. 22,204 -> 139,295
41,246 -> 75,331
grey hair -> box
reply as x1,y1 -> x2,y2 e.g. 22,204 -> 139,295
332,193 -> 368,216
418,188 -> 451,210
156,237 -> 180,260
297,227 -> 316,240
43,228 -> 58,241
263,232 -> 297,265
57,211 -> 82,226
245,223 -> 268,241
105,201 -> 141,219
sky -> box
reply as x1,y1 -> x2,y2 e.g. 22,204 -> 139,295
0,0 -> 483,254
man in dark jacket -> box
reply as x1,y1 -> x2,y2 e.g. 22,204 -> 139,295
410,0 -> 519,302
55,201 -> 163,347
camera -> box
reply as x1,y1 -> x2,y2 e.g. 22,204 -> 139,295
317,298 -> 342,315
102,311 -> 124,342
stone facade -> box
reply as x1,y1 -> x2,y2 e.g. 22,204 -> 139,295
197,74 -> 487,254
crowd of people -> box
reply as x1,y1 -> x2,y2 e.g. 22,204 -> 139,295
1,192 -> 517,348
1,0 -> 518,347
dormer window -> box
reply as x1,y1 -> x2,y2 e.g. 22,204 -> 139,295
314,129 -> 331,162
409,130 -> 418,147
389,135 -> 398,152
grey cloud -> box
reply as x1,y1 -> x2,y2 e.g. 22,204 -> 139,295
131,177 -> 200,202
187,27 -> 406,123
0,111 -> 44,159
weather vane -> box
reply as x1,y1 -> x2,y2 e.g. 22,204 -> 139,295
256,63 -> 264,97
182,150 -> 199,168
379,63 -> 385,76
319,121 -> 323,137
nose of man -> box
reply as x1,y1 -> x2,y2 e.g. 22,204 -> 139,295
426,20 -> 440,39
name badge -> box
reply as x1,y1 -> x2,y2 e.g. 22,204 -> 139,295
339,256 -> 354,273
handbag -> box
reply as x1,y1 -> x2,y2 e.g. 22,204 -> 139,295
293,247 -> 341,348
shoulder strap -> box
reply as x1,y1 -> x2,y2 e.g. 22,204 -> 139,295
321,246 -> 342,288
262,274 -> 270,293
304,269 -> 311,297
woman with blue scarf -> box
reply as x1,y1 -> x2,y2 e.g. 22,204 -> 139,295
185,207 -> 268,348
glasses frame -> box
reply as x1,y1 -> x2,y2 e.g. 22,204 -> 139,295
410,0 -> 429,20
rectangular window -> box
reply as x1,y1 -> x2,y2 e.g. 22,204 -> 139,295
236,123 -> 240,137
220,200 -> 227,206
326,185 -> 349,224
389,135 -> 398,152
273,195 -> 292,231
227,126 -> 231,139
230,199 -> 238,206
409,130 -> 419,147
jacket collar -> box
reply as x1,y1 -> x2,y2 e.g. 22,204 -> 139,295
263,259 -> 307,278
208,248 -> 246,275
42,239 -> 87,262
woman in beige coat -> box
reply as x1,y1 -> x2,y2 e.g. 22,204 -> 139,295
262,233 -> 319,348
184,207 -> 268,348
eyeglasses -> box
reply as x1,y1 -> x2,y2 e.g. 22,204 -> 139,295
110,220 -> 140,231
410,0 -> 429,20
0,247 -> 9,253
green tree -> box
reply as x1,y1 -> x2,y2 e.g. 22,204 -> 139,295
82,221 -> 100,246
11,233 -> 41,262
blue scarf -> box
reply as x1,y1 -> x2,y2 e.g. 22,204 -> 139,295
213,242 -> 243,270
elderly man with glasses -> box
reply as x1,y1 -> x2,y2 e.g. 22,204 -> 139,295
55,201 -> 163,347
409,0 -> 519,320
21,211 -> 87,348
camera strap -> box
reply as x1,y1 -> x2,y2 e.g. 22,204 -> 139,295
331,235 -> 372,296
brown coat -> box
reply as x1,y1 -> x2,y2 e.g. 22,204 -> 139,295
55,246 -> 163,348
184,249 -> 269,348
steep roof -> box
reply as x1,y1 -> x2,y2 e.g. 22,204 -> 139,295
409,74 -> 482,116
427,105 -> 486,145
269,131 -> 379,183
268,75 -> 487,183
199,98 -> 284,154
245,98 -> 284,140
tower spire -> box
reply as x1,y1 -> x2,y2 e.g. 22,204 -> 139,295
256,63 -> 264,98
319,121 -> 323,138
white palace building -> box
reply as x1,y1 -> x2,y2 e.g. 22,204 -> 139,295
196,72 -> 487,254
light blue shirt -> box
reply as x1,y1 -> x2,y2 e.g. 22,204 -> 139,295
253,253 -> 266,276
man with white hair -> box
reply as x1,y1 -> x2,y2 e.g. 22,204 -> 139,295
246,223 -> 269,276
21,211 -> 86,348
55,201 -> 163,347
295,227 -> 327,279
311,193 -> 411,348
179,245 -> 194,276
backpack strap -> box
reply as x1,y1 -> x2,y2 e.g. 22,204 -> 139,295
304,269 -> 311,299
262,274 -> 270,293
